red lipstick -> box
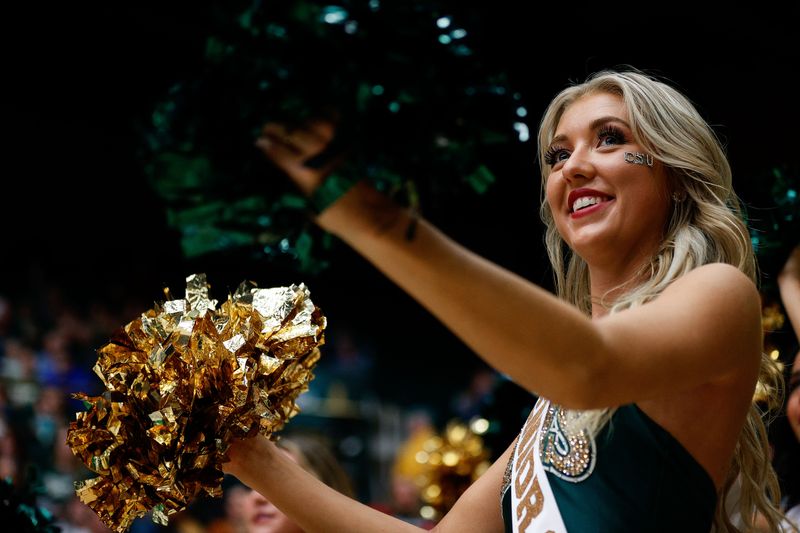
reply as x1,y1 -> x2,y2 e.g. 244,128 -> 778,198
567,188 -> 614,219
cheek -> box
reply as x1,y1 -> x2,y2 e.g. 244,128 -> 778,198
621,172 -> 670,219
273,514 -> 303,533
648,186 -> 672,225
544,185 -> 568,236
544,177 -> 563,216
242,498 -> 257,515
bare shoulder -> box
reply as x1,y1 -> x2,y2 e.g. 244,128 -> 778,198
661,262 -> 762,372
662,262 -> 760,313
586,262 -> 762,407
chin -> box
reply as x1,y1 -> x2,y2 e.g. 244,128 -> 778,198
246,517 -> 303,533
245,518 -> 277,533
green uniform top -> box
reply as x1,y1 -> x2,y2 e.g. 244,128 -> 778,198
502,403 -> 717,532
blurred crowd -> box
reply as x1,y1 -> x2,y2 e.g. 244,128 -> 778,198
0,284 -> 141,532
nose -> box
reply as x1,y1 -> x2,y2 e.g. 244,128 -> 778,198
264,500 -> 279,512
560,145 -> 596,183
247,489 -> 269,506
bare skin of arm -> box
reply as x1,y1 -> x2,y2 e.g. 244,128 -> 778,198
312,182 -> 762,408
778,245 -> 800,340
225,434 -> 513,533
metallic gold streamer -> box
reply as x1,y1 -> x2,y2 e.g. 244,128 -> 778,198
67,274 -> 325,532
413,418 -> 491,521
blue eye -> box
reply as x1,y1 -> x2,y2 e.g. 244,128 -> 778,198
545,125 -> 629,167
598,125 -> 627,146
544,145 -> 569,166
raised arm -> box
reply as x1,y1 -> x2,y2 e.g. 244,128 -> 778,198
256,122 -> 762,409
318,184 -> 762,408
224,433 -> 510,533
778,245 -> 800,340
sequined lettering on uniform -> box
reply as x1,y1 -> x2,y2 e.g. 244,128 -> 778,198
539,405 -> 596,482
516,476 -> 543,531
514,402 -> 546,494
511,401 -> 549,529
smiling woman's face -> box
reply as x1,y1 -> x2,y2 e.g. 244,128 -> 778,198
544,91 -> 671,268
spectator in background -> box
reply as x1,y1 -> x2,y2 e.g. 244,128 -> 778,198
29,385 -> 66,470
58,495 -> 112,533
0,413 -> 18,480
450,367 -> 498,421
240,434 -> 354,533
311,325 -> 376,412
43,425 -> 86,509
0,338 -> 38,407
36,328 -> 92,394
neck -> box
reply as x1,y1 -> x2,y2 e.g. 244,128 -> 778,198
587,257 -> 653,319
579,235 -> 662,318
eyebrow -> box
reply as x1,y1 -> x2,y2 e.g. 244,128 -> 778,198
549,116 -> 631,146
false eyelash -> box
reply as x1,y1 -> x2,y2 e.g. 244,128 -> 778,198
597,125 -> 627,144
544,145 -> 567,166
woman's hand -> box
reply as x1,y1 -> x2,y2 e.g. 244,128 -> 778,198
254,118 -> 397,237
223,434 -> 276,485
255,120 -> 340,197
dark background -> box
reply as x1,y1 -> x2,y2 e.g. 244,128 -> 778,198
2,3 -> 799,410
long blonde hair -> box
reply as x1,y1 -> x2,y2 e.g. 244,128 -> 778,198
537,69 -> 789,532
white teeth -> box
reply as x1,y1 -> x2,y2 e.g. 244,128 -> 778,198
572,196 -> 604,212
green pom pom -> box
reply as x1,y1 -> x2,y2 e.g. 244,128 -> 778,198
140,1 -> 528,272
309,173 -> 359,214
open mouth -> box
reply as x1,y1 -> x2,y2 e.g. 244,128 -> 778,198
570,195 -> 613,214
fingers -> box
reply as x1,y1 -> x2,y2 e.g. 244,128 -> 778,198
255,123 -> 311,175
255,118 -> 341,197
259,120 -> 334,157
255,134 -> 325,197
255,131 -> 298,161
305,119 -> 336,144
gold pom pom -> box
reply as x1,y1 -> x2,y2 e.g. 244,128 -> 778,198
414,417 -> 491,521
761,301 -> 786,333
67,274 -> 325,532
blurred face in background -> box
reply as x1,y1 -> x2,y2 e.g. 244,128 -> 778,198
242,449 -> 304,533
